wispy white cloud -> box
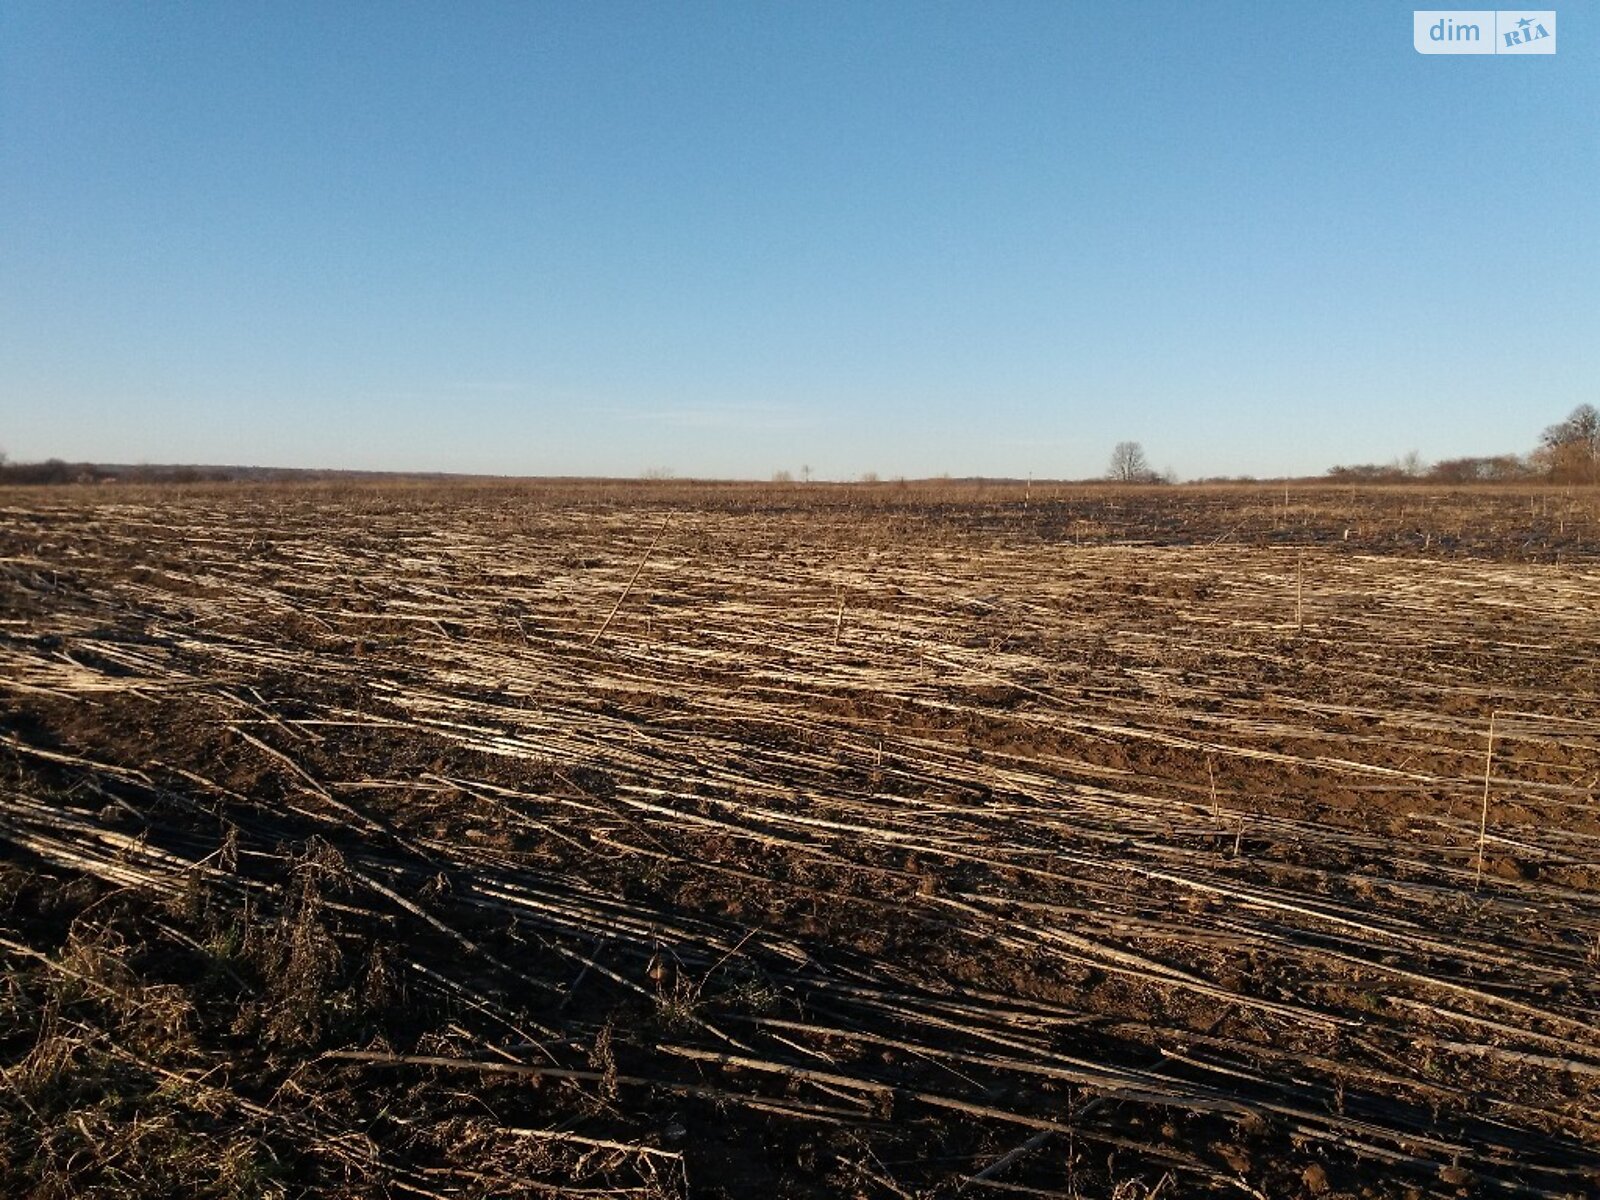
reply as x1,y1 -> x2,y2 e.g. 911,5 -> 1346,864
359,382 -> 530,402
606,404 -> 811,432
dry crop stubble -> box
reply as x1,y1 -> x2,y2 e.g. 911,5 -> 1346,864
0,480 -> 1598,1198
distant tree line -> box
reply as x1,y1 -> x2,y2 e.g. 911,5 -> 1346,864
1326,404 -> 1598,486
6,404 -> 1595,488
0,459 -> 113,485
0,459 -> 238,485
0,458 -> 457,486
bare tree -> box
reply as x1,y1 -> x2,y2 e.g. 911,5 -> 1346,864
1537,404 -> 1599,483
1107,441 -> 1156,483
1543,403 -> 1600,448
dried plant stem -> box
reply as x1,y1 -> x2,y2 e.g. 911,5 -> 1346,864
589,516 -> 670,647
965,1130 -> 1053,1186
1476,710 -> 1497,891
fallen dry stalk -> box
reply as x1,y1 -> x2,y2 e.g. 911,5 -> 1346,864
588,516 -> 670,647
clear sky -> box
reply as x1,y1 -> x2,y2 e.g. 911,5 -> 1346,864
2,2 -> 1595,480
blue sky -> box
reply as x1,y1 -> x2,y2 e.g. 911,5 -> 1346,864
2,2 -> 1595,479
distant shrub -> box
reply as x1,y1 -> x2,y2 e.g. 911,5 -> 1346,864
1325,463 -> 1409,483
1427,455 -> 1531,484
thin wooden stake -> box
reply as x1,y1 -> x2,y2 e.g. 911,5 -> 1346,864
589,517 -> 670,647
1475,710 -> 1497,891
1295,551 -> 1304,631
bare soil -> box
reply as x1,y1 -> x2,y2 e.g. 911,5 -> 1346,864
2,481 -> 1598,1199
